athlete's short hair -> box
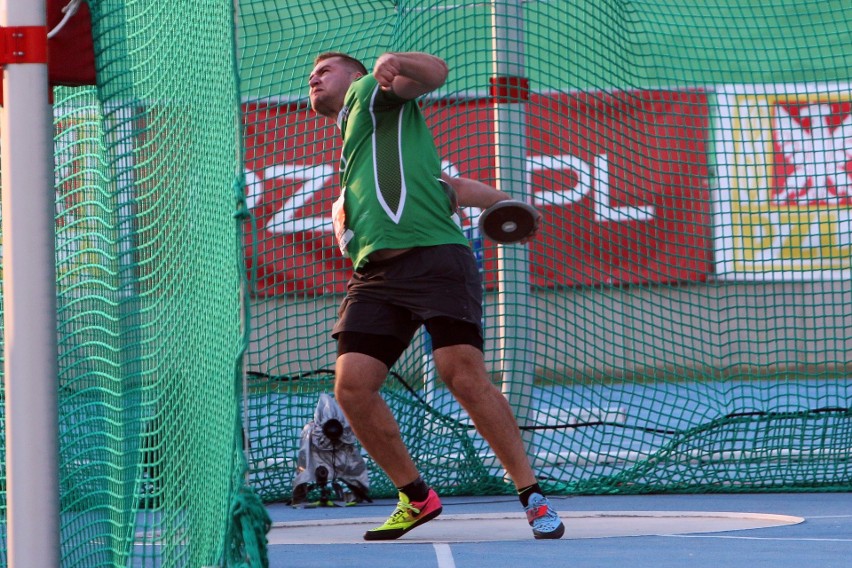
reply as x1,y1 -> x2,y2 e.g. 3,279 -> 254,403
314,52 -> 368,76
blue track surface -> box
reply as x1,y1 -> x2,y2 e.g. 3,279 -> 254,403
266,492 -> 852,568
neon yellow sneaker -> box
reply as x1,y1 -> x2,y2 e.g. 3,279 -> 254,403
363,489 -> 443,540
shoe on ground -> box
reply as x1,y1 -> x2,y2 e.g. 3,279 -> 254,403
363,488 -> 443,541
525,493 -> 565,539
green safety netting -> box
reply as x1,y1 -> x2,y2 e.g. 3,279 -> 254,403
238,0 -> 852,502
0,0 -> 849,566
3,0 -> 269,566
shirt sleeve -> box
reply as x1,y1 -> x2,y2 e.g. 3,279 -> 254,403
351,75 -> 407,111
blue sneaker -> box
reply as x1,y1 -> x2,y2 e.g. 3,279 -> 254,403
525,493 -> 565,539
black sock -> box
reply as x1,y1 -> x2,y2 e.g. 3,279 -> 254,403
398,477 -> 429,502
518,483 -> 544,507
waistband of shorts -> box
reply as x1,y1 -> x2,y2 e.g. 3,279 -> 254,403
361,246 -> 431,269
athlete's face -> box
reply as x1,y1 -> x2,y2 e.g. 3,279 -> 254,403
309,58 -> 362,118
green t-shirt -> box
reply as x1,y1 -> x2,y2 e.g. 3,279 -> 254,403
331,75 -> 467,269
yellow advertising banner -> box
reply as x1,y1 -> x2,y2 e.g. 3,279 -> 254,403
715,83 -> 852,279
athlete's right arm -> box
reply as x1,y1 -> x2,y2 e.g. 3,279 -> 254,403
443,174 -> 543,243
372,52 -> 448,100
441,174 -> 511,210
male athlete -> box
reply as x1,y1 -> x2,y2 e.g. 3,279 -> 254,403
308,50 -> 564,540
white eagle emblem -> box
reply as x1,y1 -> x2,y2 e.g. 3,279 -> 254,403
773,103 -> 852,205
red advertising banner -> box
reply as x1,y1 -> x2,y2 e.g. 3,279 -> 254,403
242,90 -> 711,296
242,102 -> 347,296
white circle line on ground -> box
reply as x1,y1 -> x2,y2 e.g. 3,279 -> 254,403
270,510 -> 804,529
266,511 -> 805,545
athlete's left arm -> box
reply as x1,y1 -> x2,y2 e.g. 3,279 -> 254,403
373,52 -> 448,100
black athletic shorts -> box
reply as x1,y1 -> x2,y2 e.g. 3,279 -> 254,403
333,244 -> 484,365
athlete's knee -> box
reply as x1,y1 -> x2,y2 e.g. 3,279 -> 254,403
333,374 -> 359,408
334,352 -> 386,407
456,374 -> 500,407
435,346 -> 491,400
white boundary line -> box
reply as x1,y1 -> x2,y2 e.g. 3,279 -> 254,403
433,543 -> 457,568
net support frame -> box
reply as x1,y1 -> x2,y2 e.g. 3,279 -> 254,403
0,0 -> 61,565
490,0 -> 536,452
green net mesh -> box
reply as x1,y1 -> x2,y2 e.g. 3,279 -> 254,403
1,0 -> 269,566
0,0 -> 851,565
238,0 -> 852,503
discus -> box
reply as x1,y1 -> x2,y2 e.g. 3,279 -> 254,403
477,200 -> 540,244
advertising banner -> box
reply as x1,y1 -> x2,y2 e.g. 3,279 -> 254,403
242,89 -> 712,296
714,83 -> 852,280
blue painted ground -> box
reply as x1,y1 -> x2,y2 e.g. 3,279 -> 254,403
266,491 -> 852,568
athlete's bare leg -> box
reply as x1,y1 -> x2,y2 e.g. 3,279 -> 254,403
433,343 -> 537,489
334,351 -> 421,486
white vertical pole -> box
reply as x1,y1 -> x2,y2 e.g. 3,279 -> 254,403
491,0 -> 535,448
1,0 -> 61,565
